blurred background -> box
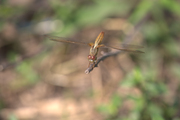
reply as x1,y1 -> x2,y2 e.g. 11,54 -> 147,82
0,0 -> 180,120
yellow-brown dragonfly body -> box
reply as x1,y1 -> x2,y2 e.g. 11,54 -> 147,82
46,32 -> 143,66
87,32 -> 104,64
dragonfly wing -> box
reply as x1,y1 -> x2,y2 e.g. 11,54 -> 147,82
102,44 -> 144,53
45,35 -> 89,46
118,44 -> 144,49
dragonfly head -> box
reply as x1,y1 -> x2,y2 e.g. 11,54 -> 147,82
88,55 -> 96,63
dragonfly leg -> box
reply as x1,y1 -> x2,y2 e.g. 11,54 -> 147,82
97,44 -> 105,48
88,43 -> 94,47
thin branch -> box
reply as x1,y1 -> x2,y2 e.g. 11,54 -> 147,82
85,51 -> 123,74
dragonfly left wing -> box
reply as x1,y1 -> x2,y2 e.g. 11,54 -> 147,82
45,35 -> 89,46
100,44 -> 144,53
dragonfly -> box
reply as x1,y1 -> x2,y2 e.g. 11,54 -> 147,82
45,31 -> 144,67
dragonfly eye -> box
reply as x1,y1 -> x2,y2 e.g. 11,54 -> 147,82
91,56 -> 96,60
88,55 -> 92,59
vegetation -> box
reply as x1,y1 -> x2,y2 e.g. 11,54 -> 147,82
0,0 -> 180,120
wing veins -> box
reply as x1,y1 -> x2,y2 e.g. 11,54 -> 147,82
45,35 -> 88,46
102,45 -> 144,53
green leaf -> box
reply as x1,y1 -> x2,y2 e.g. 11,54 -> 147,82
16,61 -> 39,84
8,114 -> 18,120
160,0 -> 180,16
76,0 -> 130,26
129,0 -> 154,23
148,104 -> 164,120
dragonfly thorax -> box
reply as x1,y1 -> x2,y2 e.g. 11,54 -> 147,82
89,47 -> 98,56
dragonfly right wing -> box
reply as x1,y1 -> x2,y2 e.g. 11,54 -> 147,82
45,35 -> 89,46
101,44 -> 144,53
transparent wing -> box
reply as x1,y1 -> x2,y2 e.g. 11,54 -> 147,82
102,44 -> 144,53
45,35 -> 89,46
116,44 -> 144,49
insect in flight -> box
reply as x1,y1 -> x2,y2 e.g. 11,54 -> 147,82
45,32 -> 144,67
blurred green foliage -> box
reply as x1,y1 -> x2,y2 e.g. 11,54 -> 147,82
8,114 -> 18,120
98,68 -> 168,120
0,0 -> 180,120
47,0 -> 133,35
98,95 -> 122,117
16,61 -> 39,83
